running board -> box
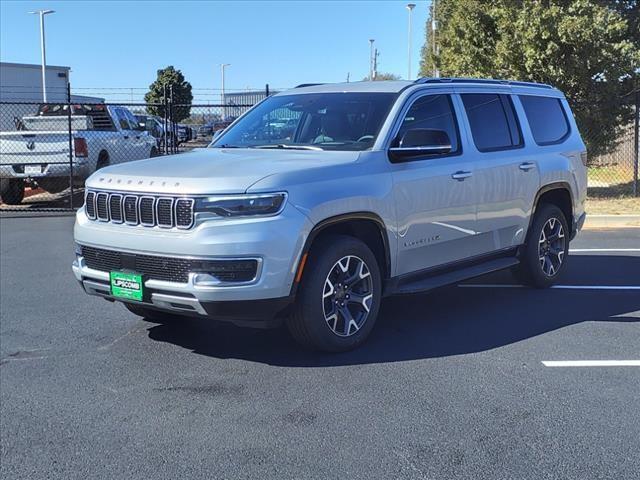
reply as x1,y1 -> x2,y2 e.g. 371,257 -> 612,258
391,257 -> 520,295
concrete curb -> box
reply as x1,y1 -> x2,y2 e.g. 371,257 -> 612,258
583,215 -> 640,230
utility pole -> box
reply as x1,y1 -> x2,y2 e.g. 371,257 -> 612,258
406,3 -> 416,80
220,63 -> 231,120
369,39 -> 375,81
29,10 -> 55,102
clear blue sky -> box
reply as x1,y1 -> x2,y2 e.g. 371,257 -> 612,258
1,0 -> 429,102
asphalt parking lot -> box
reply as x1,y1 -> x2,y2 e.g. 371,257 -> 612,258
1,216 -> 638,480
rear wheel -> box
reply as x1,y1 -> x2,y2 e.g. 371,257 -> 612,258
150,146 -> 158,157
287,235 -> 382,352
0,178 -> 25,205
96,152 -> 109,171
513,203 -> 569,288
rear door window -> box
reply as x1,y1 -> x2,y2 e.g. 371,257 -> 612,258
461,93 -> 522,152
519,95 -> 570,145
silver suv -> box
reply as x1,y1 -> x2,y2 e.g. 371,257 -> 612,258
72,78 -> 587,352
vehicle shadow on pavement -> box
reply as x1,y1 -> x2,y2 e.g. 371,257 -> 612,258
146,254 -> 640,367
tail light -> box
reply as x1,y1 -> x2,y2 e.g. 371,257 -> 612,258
74,138 -> 88,158
580,151 -> 588,166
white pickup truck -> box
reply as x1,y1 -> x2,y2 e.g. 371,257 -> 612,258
0,104 -> 158,204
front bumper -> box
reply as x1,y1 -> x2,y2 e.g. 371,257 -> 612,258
73,202 -> 313,326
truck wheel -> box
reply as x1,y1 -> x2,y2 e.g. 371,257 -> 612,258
123,303 -> 180,323
96,152 -> 109,171
150,147 -> 158,157
513,204 -> 569,288
287,235 -> 382,352
0,179 -> 25,205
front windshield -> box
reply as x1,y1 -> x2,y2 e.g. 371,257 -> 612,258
210,92 -> 396,151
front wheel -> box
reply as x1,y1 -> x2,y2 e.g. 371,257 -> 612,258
0,178 -> 25,205
287,235 -> 382,352
513,204 -> 569,288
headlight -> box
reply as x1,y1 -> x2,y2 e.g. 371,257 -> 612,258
194,193 -> 287,218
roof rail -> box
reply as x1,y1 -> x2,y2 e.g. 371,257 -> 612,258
295,83 -> 325,88
413,77 -> 554,89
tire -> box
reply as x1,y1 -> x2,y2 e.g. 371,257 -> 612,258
96,152 -> 109,171
0,178 -> 25,205
123,303 -> 181,323
150,147 -> 158,158
286,234 -> 382,352
513,203 -> 569,288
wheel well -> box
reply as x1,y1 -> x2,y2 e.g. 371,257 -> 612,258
536,187 -> 573,234
308,218 -> 390,279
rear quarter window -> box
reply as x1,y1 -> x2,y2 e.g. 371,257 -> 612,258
519,95 -> 570,145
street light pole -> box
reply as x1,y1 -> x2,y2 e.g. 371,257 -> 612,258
220,63 -> 231,120
29,10 -> 55,103
406,3 -> 416,80
369,39 -> 375,81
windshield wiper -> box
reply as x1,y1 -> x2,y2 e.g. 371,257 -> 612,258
252,144 -> 323,151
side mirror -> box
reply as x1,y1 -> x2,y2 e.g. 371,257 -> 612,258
389,128 -> 452,161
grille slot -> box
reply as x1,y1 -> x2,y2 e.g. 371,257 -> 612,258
109,194 -> 123,223
85,191 -> 96,219
175,199 -> 194,229
86,190 -> 195,229
156,198 -> 174,227
123,195 -> 138,224
139,197 -> 155,226
96,193 -> 109,221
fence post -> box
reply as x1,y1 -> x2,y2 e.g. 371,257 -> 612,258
170,85 -> 177,154
163,84 -> 168,155
634,89 -> 639,197
265,84 -> 270,97
67,82 -> 74,210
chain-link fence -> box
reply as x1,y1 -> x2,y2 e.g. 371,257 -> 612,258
2,86 -> 639,212
0,92 -> 261,211
583,93 -> 639,199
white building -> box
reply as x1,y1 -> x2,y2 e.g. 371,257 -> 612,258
0,62 -> 102,130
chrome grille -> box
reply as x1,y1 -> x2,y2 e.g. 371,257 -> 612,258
96,192 -> 109,221
156,198 -> 174,228
176,199 -> 195,228
123,195 -> 138,224
85,191 -> 96,219
109,194 -> 123,223
139,197 -> 155,226
85,190 -> 195,229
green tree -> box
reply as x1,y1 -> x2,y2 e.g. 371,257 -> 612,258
419,0 -> 640,156
363,72 -> 402,81
144,66 -> 193,122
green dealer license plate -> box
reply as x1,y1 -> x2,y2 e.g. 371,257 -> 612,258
110,271 -> 143,301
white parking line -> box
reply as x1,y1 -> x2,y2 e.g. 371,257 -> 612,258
458,284 -> 640,290
542,360 -> 640,367
570,248 -> 640,252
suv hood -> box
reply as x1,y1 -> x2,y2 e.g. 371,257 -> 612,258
87,148 -> 361,194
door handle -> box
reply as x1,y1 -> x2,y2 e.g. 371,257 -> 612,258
519,162 -> 536,171
451,171 -> 473,181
